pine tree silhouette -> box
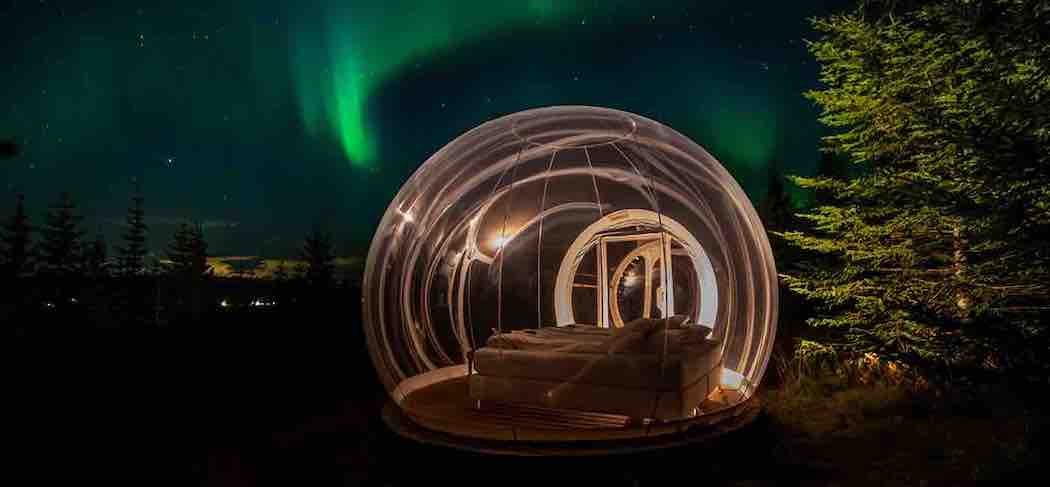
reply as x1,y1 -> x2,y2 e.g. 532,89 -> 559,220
1,193 -> 33,278
300,225 -> 334,288
167,221 -> 210,322
116,180 -> 148,277
166,221 -> 209,279
758,163 -> 794,233
38,192 -> 85,277
84,232 -> 108,278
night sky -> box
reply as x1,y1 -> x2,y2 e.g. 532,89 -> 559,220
1,0 -> 853,256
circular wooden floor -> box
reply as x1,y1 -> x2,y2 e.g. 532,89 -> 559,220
382,375 -> 761,455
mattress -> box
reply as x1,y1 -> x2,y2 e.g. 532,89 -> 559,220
473,341 -> 720,391
471,320 -> 723,420
469,371 -> 721,420
484,323 -> 712,355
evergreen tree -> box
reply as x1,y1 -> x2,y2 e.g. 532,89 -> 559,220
116,181 -> 148,276
166,221 -> 209,279
758,163 -> 794,234
813,151 -> 849,207
272,259 -> 295,307
166,221 -> 209,322
300,225 -> 335,288
38,192 -> 85,277
0,193 -> 33,278
759,164 -> 805,382
815,151 -> 847,179
84,232 -> 108,278
783,0 -> 1050,381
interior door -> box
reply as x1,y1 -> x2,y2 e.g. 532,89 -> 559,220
599,233 -> 675,328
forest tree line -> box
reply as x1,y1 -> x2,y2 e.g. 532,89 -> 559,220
0,182 -> 346,331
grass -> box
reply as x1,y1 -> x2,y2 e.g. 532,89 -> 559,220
20,313 -> 1039,486
761,369 -> 1045,485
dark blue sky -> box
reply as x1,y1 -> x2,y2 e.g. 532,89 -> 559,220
1,0 -> 854,256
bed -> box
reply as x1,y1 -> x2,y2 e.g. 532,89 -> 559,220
468,317 -> 724,421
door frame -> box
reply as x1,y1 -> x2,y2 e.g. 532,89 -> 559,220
554,209 -> 719,328
598,233 -> 674,328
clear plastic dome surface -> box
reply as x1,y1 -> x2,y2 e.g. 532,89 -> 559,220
364,106 -> 777,431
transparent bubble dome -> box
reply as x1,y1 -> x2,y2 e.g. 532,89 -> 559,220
364,106 -> 777,428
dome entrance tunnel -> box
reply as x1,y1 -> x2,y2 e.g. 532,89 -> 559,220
364,106 -> 778,445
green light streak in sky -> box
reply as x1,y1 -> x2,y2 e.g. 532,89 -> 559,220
696,81 -> 780,171
289,1 -> 588,168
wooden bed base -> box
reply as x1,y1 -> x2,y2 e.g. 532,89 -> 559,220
387,374 -> 757,450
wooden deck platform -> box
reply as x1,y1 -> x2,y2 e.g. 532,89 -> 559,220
385,375 -> 759,454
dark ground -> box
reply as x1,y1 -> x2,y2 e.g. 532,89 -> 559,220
9,280 -> 1046,486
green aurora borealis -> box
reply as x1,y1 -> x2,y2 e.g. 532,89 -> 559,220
288,0 -> 815,171
1,0 -> 852,255
289,1 -> 582,167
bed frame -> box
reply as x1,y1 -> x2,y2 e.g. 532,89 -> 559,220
467,339 -> 723,421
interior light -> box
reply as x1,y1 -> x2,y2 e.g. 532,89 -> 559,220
398,209 -> 414,223
488,234 -> 511,251
721,368 -> 746,390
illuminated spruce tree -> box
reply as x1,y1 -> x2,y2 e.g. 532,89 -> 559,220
783,0 -> 1050,380
1,193 -> 33,278
116,181 -> 148,277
